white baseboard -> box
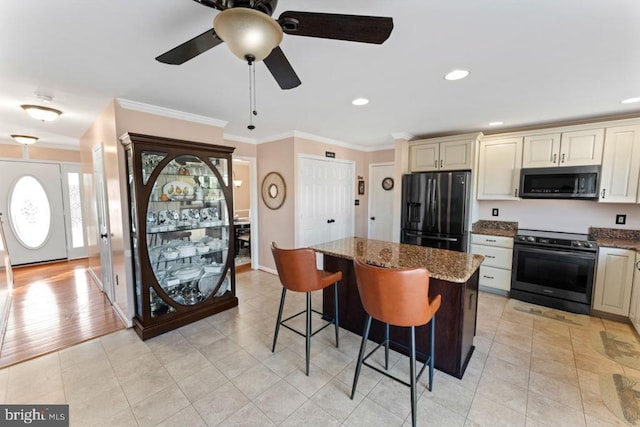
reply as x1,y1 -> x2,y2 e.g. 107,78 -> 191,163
88,267 -> 133,328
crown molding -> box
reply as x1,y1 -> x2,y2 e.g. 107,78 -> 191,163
256,130 -> 391,152
116,99 -> 228,128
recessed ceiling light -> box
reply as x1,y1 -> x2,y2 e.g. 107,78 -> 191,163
444,69 -> 469,81
621,97 -> 640,104
21,104 -> 63,121
11,134 -> 39,145
488,121 -> 504,126
352,98 -> 369,106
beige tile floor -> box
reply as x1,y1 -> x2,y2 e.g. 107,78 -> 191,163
0,269 -> 637,426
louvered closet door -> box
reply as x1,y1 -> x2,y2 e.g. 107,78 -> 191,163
298,156 -> 355,248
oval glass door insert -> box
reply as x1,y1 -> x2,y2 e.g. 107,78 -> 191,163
9,176 -> 52,249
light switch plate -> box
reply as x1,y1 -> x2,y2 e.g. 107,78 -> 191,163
492,208 -> 499,217
616,214 -> 626,225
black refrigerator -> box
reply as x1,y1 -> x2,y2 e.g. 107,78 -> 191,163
401,171 -> 471,252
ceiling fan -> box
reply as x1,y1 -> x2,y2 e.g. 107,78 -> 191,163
156,0 -> 394,90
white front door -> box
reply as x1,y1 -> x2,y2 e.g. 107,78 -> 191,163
92,145 -> 115,303
368,163 -> 395,241
298,156 -> 355,248
0,161 -> 67,266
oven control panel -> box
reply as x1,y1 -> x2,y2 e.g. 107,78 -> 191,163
515,232 -> 597,252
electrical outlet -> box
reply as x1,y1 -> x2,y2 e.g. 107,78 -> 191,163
492,208 -> 499,217
616,214 -> 626,225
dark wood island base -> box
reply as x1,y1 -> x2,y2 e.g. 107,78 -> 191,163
313,238 -> 483,379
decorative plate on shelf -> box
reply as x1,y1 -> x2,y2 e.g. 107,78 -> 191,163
261,172 -> 286,210
163,181 -> 194,200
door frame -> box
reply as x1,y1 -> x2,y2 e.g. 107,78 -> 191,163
234,155 -> 259,269
367,162 -> 395,240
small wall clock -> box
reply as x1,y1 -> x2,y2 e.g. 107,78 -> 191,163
261,172 -> 286,210
381,177 -> 394,191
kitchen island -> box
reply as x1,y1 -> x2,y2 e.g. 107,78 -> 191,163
311,237 -> 484,379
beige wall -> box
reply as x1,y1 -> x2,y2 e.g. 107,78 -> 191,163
28,146 -> 81,163
233,163 -> 250,217
257,138 -> 295,270
0,143 -> 24,159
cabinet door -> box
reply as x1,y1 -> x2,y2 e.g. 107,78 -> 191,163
630,253 -> 640,334
559,129 -> 604,166
440,140 -> 472,170
598,125 -> 640,203
592,247 -> 635,316
409,142 -> 439,172
522,133 -> 561,168
477,138 -> 523,200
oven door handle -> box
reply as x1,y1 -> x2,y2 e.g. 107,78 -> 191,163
514,245 -> 596,260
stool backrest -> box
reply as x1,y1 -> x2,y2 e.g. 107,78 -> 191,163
353,257 -> 432,327
271,243 -> 323,292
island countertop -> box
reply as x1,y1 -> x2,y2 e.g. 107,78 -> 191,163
311,237 -> 484,283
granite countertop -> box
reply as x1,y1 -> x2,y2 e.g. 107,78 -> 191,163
471,220 -> 518,238
311,237 -> 484,284
589,227 -> 640,251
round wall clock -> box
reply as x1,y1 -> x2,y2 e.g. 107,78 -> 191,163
261,172 -> 286,210
381,177 -> 394,191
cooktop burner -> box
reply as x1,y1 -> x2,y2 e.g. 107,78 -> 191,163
515,229 -> 597,251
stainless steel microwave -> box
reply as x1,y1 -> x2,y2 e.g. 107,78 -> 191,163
519,165 -> 600,199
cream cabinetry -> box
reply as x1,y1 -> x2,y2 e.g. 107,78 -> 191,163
477,137 -> 522,200
409,138 -> 473,172
598,125 -> 640,203
592,247 -> 635,316
471,234 -> 514,294
628,253 -> 640,334
521,129 -> 604,168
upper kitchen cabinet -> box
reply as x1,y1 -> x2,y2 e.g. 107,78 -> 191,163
477,137 -> 523,200
409,134 -> 479,172
598,125 -> 640,203
521,129 -> 604,168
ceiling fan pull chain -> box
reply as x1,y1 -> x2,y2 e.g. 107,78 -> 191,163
247,60 -> 256,130
252,61 -> 258,117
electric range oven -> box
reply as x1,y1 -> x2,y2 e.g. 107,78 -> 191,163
511,229 -> 597,315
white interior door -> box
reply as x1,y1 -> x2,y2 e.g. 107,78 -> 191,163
92,145 -> 115,303
368,163 -> 395,241
298,156 -> 355,248
0,161 -> 67,266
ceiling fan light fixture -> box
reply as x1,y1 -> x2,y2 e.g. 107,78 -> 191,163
21,104 -> 63,121
214,8 -> 283,62
444,69 -> 470,81
11,134 -> 39,145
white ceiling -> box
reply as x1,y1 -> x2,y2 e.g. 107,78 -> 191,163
1,0 -> 640,150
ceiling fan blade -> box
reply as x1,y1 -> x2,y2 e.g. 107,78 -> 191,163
263,47 -> 301,90
191,0 -> 225,10
156,29 -> 223,65
278,11 -> 393,44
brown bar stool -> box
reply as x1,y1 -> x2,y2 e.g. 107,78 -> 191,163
271,242 -> 342,375
351,257 -> 441,427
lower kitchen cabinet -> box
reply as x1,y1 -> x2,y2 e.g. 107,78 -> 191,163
471,234 -> 514,294
592,247 -> 635,316
628,253 -> 640,334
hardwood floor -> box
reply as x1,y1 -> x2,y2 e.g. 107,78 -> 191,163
0,259 -> 124,368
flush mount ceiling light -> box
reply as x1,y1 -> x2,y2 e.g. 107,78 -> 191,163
214,8 -> 283,63
444,69 -> 470,81
622,97 -> 640,104
11,134 -> 39,145
488,121 -> 504,126
352,98 -> 369,106
21,104 -> 63,122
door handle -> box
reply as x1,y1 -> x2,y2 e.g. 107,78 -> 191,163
440,159 -> 443,168
601,188 -> 606,199
482,275 -> 494,280
370,217 -> 375,220
561,153 -> 566,163
552,153 -> 557,163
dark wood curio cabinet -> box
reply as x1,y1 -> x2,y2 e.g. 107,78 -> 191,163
120,133 -> 238,340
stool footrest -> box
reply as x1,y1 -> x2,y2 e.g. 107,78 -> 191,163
362,339 -> 431,388
280,308 -> 337,339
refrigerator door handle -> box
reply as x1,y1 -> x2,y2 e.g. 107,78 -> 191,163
404,232 -> 458,242
425,179 -> 432,228
431,179 -> 437,228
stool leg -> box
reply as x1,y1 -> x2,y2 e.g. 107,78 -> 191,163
272,288 -> 287,352
429,314 -> 436,392
351,315 -> 372,400
384,323 -> 390,370
410,326 -> 417,427
305,292 -> 312,376
333,281 -> 339,348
